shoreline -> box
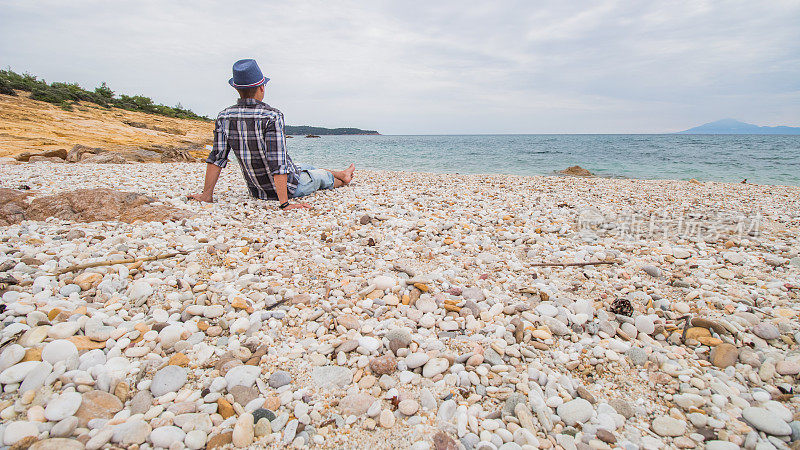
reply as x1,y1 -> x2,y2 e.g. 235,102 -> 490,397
0,162 -> 798,449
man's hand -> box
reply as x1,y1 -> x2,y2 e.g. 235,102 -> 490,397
187,193 -> 213,203
282,202 -> 311,212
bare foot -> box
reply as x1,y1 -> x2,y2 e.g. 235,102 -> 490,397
187,193 -> 213,203
342,163 -> 355,184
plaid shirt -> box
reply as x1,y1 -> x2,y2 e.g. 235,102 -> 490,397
206,98 -> 299,200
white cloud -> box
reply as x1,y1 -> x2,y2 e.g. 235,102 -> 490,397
1,0 -> 798,133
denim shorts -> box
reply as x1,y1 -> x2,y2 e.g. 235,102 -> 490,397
291,164 -> 335,198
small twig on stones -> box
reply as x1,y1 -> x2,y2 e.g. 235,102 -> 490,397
679,314 -> 693,343
51,250 -> 189,275
528,260 -> 619,268
0,275 -> 20,285
266,299 -> 288,310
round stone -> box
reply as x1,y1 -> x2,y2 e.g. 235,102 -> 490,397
556,398 -> 592,426
311,366 -> 352,389
41,339 -> 78,365
379,409 -> 395,428
129,280 -> 154,301
224,364 -> 259,388
158,324 -> 184,349
0,360 -> 40,384
634,315 -> 655,335
651,416 -> 687,437
74,390 -> 124,427
625,347 -> 647,366
710,343 -> 739,368
642,265 -> 661,277
268,370 -> 292,388
752,323 -> 780,340
150,425 -> 186,448
422,358 -> 449,378
3,421 -> 39,446
405,353 -> 430,369
340,393 -> 376,416
44,391 -> 82,421
372,276 -> 396,290
535,303 -> 558,317
398,399 -> 419,415
0,344 -> 25,371
742,407 -> 792,436
150,365 -> 188,396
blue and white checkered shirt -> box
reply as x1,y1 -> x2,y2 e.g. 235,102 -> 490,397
205,98 -> 299,200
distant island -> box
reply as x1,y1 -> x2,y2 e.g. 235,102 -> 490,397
285,125 -> 379,136
677,119 -> 800,135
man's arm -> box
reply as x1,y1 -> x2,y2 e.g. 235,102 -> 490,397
273,174 -> 310,211
188,163 -> 222,202
266,113 -> 309,211
189,115 -> 228,203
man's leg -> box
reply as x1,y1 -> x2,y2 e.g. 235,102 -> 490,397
324,163 -> 355,187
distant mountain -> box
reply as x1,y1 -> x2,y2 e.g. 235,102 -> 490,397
285,125 -> 379,135
677,119 -> 800,135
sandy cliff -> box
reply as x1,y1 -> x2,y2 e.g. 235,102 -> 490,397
0,92 -> 213,159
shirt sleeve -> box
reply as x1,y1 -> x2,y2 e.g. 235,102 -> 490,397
265,113 -> 290,175
205,115 -> 230,168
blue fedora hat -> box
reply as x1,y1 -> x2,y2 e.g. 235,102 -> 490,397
229,59 -> 269,89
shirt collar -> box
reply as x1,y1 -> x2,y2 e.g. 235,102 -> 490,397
237,98 -> 265,106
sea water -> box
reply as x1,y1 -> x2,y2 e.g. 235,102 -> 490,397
283,134 -> 800,186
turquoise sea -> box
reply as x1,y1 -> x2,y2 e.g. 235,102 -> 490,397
283,134 -> 800,186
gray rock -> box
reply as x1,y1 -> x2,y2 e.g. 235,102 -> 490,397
752,323 -> 780,340
502,393 -> 527,418
609,399 -> 634,419
626,347 -> 647,366
268,370 -> 292,389
253,408 -> 276,423
50,416 -> 79,438
642,265 -> 661,278
384,329 -> 412,346
461,433 -> 480,450
483,348 -> 504,366
790,421 -> 800,442
556,398 -> 592,426
130,390 -> 153,415
311,366 -> 352,389
462,287 -> 485,302
150,366 -> 188,396
742,407 -> 792,436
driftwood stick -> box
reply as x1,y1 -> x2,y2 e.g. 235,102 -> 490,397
52,250 -> 188,275
529,260 -> 619,268
266,299 -> 288,310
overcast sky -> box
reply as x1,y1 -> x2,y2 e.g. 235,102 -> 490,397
1,0 -> 799,134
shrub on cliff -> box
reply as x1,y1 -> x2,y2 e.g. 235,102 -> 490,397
0,69 -> 208,121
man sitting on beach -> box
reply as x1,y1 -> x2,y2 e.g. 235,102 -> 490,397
189,59 -> 355,211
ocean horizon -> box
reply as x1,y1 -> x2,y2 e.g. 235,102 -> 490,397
280,134 -> 800,186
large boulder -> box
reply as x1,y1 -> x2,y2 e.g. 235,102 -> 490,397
15,149 -> 68,162
0,188 -> 193,224
0,188 -> 31,226
67,144 -> 106,162
558,165 -> 594,177
80,152 -> 129,164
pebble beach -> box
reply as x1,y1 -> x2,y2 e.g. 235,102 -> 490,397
1,161 -> 800,450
